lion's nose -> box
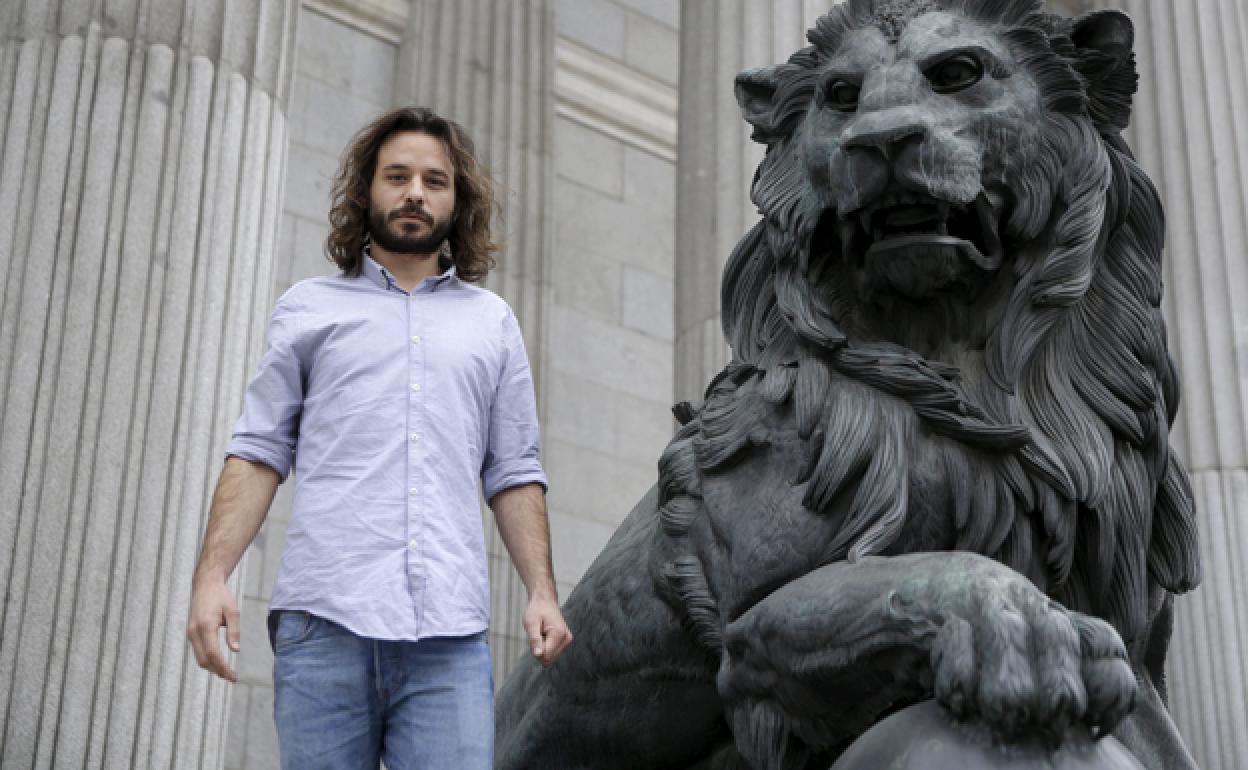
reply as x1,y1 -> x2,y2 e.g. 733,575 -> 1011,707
842,123 -> 928,157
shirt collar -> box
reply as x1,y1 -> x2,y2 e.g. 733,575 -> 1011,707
361,251 -> 458,293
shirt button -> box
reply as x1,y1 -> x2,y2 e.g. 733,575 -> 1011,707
409,487 -> 419,496
411,335 -> 421,344
410,383 -> 421,392
410,433 -> 420,442
408,539 -> 418,549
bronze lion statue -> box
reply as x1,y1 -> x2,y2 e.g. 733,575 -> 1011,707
497,1 -> 1201,768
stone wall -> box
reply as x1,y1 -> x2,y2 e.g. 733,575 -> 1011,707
543,0 -> 678,607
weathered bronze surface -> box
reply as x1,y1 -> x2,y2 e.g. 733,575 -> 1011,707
497,2 -> 1201,767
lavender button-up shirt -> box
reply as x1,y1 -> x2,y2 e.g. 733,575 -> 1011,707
226,256 -> 547,641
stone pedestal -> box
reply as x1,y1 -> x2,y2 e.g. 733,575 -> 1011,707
0,1 -> 297,767
1113,1 -> 1248,767
393,0 -> 556,681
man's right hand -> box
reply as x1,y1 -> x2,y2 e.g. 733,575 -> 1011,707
187,457 -> 280,683
187,578 -> 242,683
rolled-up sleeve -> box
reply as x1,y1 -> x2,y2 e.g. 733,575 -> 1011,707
225,289 -> 306,481
481,309 -> 548,500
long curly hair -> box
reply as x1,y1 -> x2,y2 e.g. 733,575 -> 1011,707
326,106 -> 500,282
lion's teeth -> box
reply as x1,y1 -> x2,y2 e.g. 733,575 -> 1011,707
858,211 -> 872,234
981,218 -> 1002,258
838,220 -> 858,257
974,193 -> 1004,267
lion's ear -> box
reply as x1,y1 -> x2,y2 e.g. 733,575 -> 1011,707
735,65 -> 784,142
1070,10 -> 1138,132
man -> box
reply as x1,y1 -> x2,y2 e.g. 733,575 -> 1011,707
186,106 -> 572,769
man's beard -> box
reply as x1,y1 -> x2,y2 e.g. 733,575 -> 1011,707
368,205 -> 453,256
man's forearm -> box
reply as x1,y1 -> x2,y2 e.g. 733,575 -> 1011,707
193,456 -> 281,584
188,455 -> 280,682
490,483 -> 557,599
491,482 -> 572,665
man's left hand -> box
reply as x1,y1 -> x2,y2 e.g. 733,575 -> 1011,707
523,595 -> 573,667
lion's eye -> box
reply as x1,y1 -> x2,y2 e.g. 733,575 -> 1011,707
926,54 -> 983,93
820,80 -> 861,112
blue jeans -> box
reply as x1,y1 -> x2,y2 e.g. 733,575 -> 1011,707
270,611 -> 494,770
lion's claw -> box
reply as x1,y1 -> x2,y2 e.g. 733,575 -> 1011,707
1076,615 -> 1137,736
918,565 -> 1138,741
931,617 -> 975,718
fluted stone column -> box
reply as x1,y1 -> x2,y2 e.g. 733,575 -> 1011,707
0,1 -> 297,768
1110,1 -> 1248,767
675,1 -> 823,404
393,0 -> 556,682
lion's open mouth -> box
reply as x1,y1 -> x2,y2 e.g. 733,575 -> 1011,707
836,189 -> 1004,274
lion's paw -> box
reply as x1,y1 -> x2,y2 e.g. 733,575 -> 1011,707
895,572 -> 1136,741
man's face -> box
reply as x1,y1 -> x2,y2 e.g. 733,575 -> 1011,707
368,131 -> 457,256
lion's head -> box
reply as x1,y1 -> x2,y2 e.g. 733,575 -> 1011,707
713,0 -> 1199,644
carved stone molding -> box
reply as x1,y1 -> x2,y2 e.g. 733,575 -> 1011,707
302,0 -> 406,43
554,37 -> 678,161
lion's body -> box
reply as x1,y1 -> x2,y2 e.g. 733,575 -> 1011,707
496,2 -> 1201,768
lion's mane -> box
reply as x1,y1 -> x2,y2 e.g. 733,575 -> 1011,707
657,0 -> 1199,652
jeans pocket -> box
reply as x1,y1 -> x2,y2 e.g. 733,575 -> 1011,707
273,611 -> 318,651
